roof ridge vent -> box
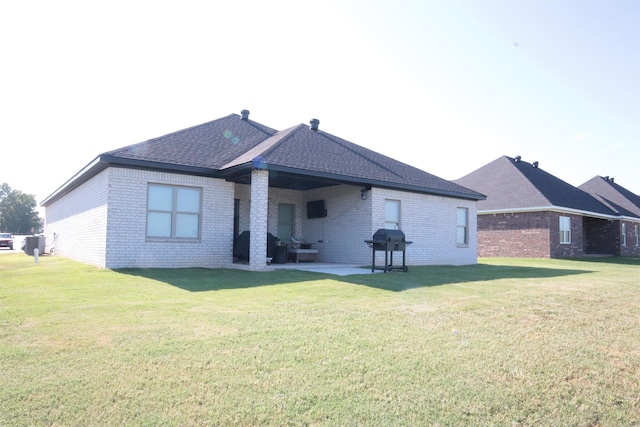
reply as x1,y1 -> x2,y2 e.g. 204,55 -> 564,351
310,118 -> 320,131
240,109 -> 250,121
532,161 -> 539,168
514,155 -> 521,163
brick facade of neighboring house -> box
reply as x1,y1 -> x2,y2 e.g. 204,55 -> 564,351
42,111 -> 484,269
580,177 -> 640,257
477,211 -> 587,258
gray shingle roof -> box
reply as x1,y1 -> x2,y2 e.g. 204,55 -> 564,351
100,112 -> 484,200
454,156 -> 616,216
579,176 -> 640,218
103,114 -> 278,169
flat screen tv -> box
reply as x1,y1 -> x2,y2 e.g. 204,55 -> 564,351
306,200 -> 327,219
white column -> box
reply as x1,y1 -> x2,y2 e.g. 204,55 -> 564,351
249,170 -> 269,271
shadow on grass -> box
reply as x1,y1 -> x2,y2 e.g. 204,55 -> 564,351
116,263 -> 593,293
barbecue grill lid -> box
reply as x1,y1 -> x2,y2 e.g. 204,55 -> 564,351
372,228 -> 406,241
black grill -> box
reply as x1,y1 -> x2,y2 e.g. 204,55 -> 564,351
365,229 -> 412,272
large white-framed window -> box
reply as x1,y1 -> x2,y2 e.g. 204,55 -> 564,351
635,224 -> 639,247
559,216 -> 571,244
384,199 -> 400,229
621,223 -> 627,246
147,184 -> 202,239
456,207 -> 469,246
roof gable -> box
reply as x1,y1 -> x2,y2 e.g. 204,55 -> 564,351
224,124 -> 481,198
579,176 -> 640,218
455,156 -> 615,216
103,114 -> 278,169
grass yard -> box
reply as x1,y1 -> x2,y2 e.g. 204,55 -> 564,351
1,254 -> 639,426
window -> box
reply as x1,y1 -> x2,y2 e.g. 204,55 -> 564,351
384,200 -> 400,229
559,216 -> 571,244
456,208 -> 469,245
635,225 -> 639,247
147,184 -> 202,239
621,223 -> 627,246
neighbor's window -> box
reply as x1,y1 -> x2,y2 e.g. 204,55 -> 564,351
147,184 -> 202,239
456,207 -> 469,245
559,216 -> 571,244
384,200 -> 400,229
621,223 -> 627,246
635,225 -> 639,246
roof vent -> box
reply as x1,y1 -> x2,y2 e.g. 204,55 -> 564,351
610,177 -> 614,183
514,156 -> 521,163
532,161 -> 539,168
310,118 -> 320,131
240,109 -> 250,121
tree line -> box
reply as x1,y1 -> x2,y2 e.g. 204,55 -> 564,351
0,183 -> 43,234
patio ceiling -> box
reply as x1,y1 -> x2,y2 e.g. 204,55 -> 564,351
226,170 -> 341,191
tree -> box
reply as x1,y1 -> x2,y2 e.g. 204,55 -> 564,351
0,183 -> 43,234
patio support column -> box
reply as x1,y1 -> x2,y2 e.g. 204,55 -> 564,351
249,169 -> 269,271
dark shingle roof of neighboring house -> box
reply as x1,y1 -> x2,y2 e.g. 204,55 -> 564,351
453,155 -> 616,217
42,112 -> 484,205
579,176 -> 640,218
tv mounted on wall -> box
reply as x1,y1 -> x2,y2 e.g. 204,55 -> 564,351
306,200 -> 327,219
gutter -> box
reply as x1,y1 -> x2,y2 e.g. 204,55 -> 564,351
478,206 -> 625,221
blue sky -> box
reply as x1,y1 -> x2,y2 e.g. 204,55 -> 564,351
1,0 -> 638,210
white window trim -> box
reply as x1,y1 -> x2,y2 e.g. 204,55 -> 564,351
621,223 -> 627,246
559,216 -> 571,244
146,184 -> 203,241
635,224 -> 639,247
456,207 -> 469,247
384,199 -> 401,230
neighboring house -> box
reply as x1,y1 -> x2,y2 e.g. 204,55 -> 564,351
42,110 -> 485,270
454,155 -> 640,258
579,176 -> 640,256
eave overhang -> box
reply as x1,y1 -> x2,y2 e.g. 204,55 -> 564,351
41,155 -> 219,206
42,155 -> 486,207
477,206 -> 636,221
221,162 -> 486,201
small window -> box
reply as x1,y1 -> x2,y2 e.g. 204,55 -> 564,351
147,184 -> 202,239
621,223 -> 627,246
384,200 -> 400,230
456,207 -> 469,245
559,216 -> 571,244
635,225 -> 639,247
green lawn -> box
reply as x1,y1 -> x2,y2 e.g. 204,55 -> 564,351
1,254 -> 639,426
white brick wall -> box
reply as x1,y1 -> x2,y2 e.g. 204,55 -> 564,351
300,185 -> 373,264
234,183 -> 478,266
371,188 -> 478,265
106,168 -> 235,269
45,167 -> 477,269
44,169 -> 109,267
45,167 -> 235,269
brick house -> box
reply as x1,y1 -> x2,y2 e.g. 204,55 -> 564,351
42,110 -> 485,269
454,156 -> 640,258
579,176 -> 640,256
